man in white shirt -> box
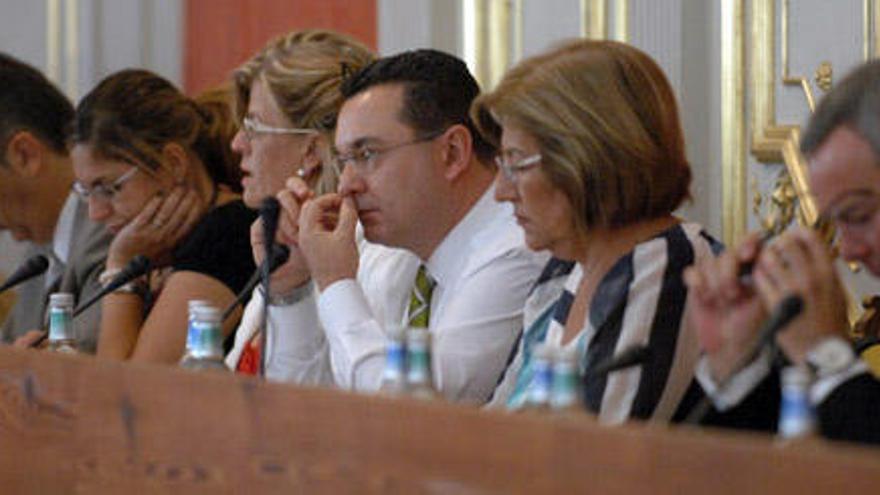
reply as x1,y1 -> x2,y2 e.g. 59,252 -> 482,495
0,52 -> 110,350
261,50 -> 547,403
683,59 -> 880,444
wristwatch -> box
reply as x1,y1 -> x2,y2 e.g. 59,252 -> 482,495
805,337 -> 857,377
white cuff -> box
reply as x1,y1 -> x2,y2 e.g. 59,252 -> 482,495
695,347 -> 774,412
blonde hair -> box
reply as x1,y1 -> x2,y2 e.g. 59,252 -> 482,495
233,29 -> 375,194
473,39 -> 691,230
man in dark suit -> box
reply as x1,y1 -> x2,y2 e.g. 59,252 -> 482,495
0,52 -> 110,352
683,59 -> 880,445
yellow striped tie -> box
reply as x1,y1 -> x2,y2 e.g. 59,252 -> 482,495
407,265 -> 436,328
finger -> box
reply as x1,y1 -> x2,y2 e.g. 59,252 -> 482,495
169,192 -> 203,243
152,187 -> 187,227
791,227 -> 835,278
684,265 -> 713,306
285,176 -> 315,202
335,196 -> 358,234
736,231 -> 764,263
162,189 -> 198,235
132,195 -> 164,229
753,265 -> 785,308
301,194 -> 341,233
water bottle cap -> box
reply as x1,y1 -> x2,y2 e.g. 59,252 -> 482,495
49,292 -> 74,307
406,327 -> 431,344
191,304 -> 221,323
188,299 -> 212,312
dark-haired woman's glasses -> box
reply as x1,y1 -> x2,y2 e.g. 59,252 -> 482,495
72,167 -> 139,202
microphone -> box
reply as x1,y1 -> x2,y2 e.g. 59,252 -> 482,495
753,294 -> 804,348
72,255 -> 151,317
259,197 -> 281,378
684,294 -> 804,424
0,254 -> 50,294
221,244 -> 290,321
586,344 -> 652,378
260,197 -> 281,254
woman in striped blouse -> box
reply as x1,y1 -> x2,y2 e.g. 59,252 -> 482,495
473,39 -> 720,423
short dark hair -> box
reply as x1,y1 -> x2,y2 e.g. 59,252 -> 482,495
0,52 -> 74,154
802,59 -> 880,159
340,49 -> 495,162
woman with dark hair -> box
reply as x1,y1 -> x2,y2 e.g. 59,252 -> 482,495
70,70 -> 256,363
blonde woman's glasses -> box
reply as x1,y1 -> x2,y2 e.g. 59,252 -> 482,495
242,116 -> 318,141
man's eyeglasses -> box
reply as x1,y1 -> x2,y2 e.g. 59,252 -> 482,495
494,151 -> 542,183
242,116 -> 318,141
821,189 -> 880,238
72,167 -> 139,202
334,131 -> 443,175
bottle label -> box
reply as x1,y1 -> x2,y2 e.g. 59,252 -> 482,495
48,308 -> 73,341
528,361 -> 553,405
550,369 -> 579,409
188,320 -> 222,357
382,343 -> 406,380
779,391 -> 816,438
407,348 -> 431,384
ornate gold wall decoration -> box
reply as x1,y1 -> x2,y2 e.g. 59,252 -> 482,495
737,0 -> 880,323
721,0 -> 746,244
579,0 -> 628,42
463,0 -> 522,90
814,61 -> 833,92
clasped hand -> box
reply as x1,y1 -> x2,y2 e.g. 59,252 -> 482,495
107,186 -> 204,270
685,227 -> 849,380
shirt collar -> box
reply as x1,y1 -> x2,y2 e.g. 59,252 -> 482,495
51,192 -> 78,265
425,184 -> 504,288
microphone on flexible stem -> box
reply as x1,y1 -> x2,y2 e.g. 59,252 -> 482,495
0,254 -> 50,294
30,255 -> 151,348
259,197 -> 281,378
586,344 -> 652,378
684,293 -> 804,424
221,243 -> 290,321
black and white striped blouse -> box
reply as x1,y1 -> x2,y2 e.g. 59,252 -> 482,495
489,222 -> 722,424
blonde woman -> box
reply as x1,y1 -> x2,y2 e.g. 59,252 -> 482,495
225,30 -> 375,375
475,40 -> 720,422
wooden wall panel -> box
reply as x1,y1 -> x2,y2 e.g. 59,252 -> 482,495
1,347 -> 880,493
184,0 -> 377,94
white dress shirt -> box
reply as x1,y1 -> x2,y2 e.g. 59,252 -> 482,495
46,192 -> 79,288
259,186 -> 548,403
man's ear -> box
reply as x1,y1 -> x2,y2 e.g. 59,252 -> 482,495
160,142 -> 190,184
440,124 -> 474,181
4,131 -> 46,178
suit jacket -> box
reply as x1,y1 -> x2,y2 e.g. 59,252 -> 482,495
1,197 -> 111,352
677,368 -> 880,445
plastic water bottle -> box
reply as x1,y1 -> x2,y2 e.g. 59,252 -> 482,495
778,366 -> 816,439
523,343 -> 554,412
405,328 -> 438,400
179,303 -> 228,372
550,346 -> 583,414
46,292 -> 78,354
379,327 -> 407,396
